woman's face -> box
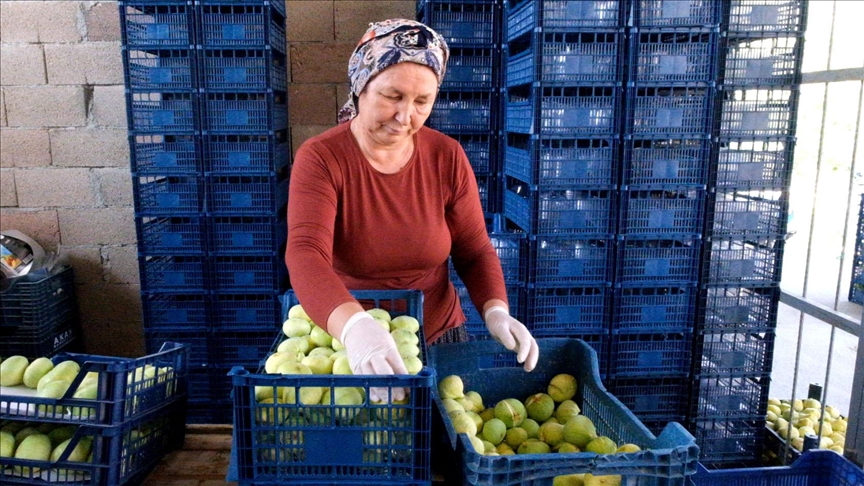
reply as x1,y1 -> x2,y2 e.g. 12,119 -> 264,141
354,62 -> 438,147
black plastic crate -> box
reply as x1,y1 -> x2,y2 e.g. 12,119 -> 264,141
208,214 -> 286,255
210,292 -> 282,329
612,285 -> 697,333
618,186 -> 705,238
418,0 -> 498,46
634,0 -> 721,28
697,285 -> 779,333
607,375 -> 690,422
453,133 -> 497,174
707,188 -> 788,238
690,374 -> 770,420
120,2 -> 195,48
504,133 -> 617,188
506,85 -> 619,136
133,174 -> 202,214
129,133 -> 200,175
505,0 -> 625,42
136,215 -> 206,254
138,254 -> 208,293
702,236 -> 784,287
505,181 -> 615,236
199,48 -> 287,91
210,255 -> 287,292
199,3 -> 286,50
630,28 -> 719,85
205,175 -> 287,215
623,136 -> 711,187
689,417 -> 766,466
616,236 -> 702,286
626,85 -> 714,136
718,86 -> 798,138
428,90 -> 496,133
202,130 -> 289,174
525,285 -> 610,335
526,235 -> 614,285
442,46 -> 499,91
692,329 -> 776,376
726,0 -> 807,36
202,91 -> 288,132
722,34 -> 804,86
609,331 -> 693,377
128,91 -> 198,132
141,292 -> 209,328
505,31 -> 624,86
124,48 -> 196,91
0,320 -> 79,360
714,137 -> 794,189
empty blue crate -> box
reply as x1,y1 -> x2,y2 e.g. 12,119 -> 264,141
505,31 -> 623,87
691,374 -> 770,420
693,330 -> 776,376
698,285 -> 779,333
120,2 -> 194,48
129,91 -> 198,132
689,417 -> 765,466
452,280 -> 523,338
505,0 -> 625,42
505,182 -> 615,236
199,3 -> 286,50
619,186 -> 705,237
203,130 -> 288,174
419,0 -> 498,46
187,399 -> 233,425
476,174 -> 498,214
708,188 -> 787,238
145,328 -> 209,365
141,292 -> 209,328
199,48 -> 287,92
624,136 -> 710,186
429,90 -> 496,133
187,367 -> 215,403
489,227 -> 526,284
205,175 -> 287,215
627,85 -> 714,136
630,28 -> 718,85
210,255 -> 286,291
442,46 -> 499,90
609,331 -> 693,377
692,449 -> 864,486
213,329 -> 275,366
124,48 -> 195,91
130,133 -> 200,174
136,215 -> 206,254
525,285 -> 609,335
616,236 -> 702,286
727,0 -> 807,37
719,86 -> 798,138
211,293 -> 281,329
506,85 -> 619,136
504,134 -> 617,187
715,137 -> 794,189
139,254 -> 207,293
203,91 -> 287,132
453,133 -> 497,174
723,34 -> 803,87
208,215 -> 286,254
613,285 -> 697,333
634,0 -> 721,28
526,235 -> 613,285
134,174 -> 202,214
607,376 -> 690,423
702,236 -> 784,287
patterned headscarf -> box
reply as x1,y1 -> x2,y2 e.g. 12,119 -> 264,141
338,19 -> 449,124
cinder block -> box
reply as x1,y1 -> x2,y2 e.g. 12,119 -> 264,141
289,84 -> 337,125
291,124 -> 332,156
15,168 -> 98,207
0,44 -> 46,85
335,1 -> 416,41
58,207 -> 136,245
1,89 -> 7,126
0,2 -> 83,43
1,129 -> 52,168
45,43 -> 124,85
0,209 -> 61,251
0,170 -> 17,207
50,128 -> 129,167
290,42 -> 354,84
103,245 -> 140,285
287,1 -> 334,42
336,83 -> 351,109
85,1 -> 121,42
95,168 -> 134,206
4,86 -> 88,127
58,245 -> 104,284
92,85 -> 128,128
76,284 -> 145,357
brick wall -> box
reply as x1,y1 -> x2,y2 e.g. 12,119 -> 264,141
0,0 -> 415,357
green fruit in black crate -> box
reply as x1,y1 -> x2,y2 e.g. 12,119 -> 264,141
1,355 -> 29,386
494,398 -> 526,428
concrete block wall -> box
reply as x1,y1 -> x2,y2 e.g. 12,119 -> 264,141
0,0 -> 415,357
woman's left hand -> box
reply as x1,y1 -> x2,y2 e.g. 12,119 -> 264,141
484,306 -> 539,372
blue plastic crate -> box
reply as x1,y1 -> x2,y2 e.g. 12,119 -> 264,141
634,0 -> 721,28
525,285 -> 609,335
201,0 -> 286,17
0,397 -> 187,485
505,31 -> 623,86
0,342 -> 188,426
452,280 -> 523,338
202,91 -> 288,132
693,450 -> 864,486
627,85 -> 714,136
428,338 -> 699,485
707,188 -> 788,238
505,0 -> 625,42
612,285 -> 697,333
202,130 -> 288,174
693,330 -> 775,377
419,0 -> 498,46
715,137 -> 794,189
722,34 -> 804,87
689,417 -> 766,465
607,376 -> 690,422
211,292 -> 281,329
185,367 -> 212,403
129,133 -> 200,174
205,175 -> 287,215
719,87 -> 798,138
506,85 -> 619,136
489,225 -> 527,284
208,215 -> 286,254
702,236 -> 784,287
624,136 -> 711,187
698,285 -> 779,333
630,28 -> 718,85
619,186 -> 705,237
609,331 -> 692,377
213,329 -> 276,366
210,255 -> 287,292
526,235 -> 614,285
616,236 -> 702,286
141,292 -> 209,328
476,174 -> 498,214
428,90 -> 496,133
187,398 -> 233,424
690,374 -> 770,420
124,48 -> 195,91
199,3 -> 286,50
139,254 -> 207,293
120,2 -> 194,48
442,46 -> 499,90
505,183 -> 615,236
134,174 -> 202,214
505,134 -> 617,188
199,48 -> 287,91
726,0 -> 807,36
453,133 -> 497,174
128,91 -> 198,132
136,215 -> 206,254
143,331 -> 206,366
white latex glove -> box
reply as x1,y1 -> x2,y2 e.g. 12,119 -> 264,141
341,311 -> 408,403
484,306 -> 539,372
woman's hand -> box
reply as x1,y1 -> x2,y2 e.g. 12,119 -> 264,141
341,312 -> 408,402
484,306 -> 539,372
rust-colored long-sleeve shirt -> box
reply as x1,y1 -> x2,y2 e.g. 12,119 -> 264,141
285,122 -> 506,344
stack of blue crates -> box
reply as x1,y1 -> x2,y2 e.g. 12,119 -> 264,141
690,0 -> 806,466
120,0 -> 289,424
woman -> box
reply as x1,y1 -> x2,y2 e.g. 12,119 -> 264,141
285,19 -> 538,400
